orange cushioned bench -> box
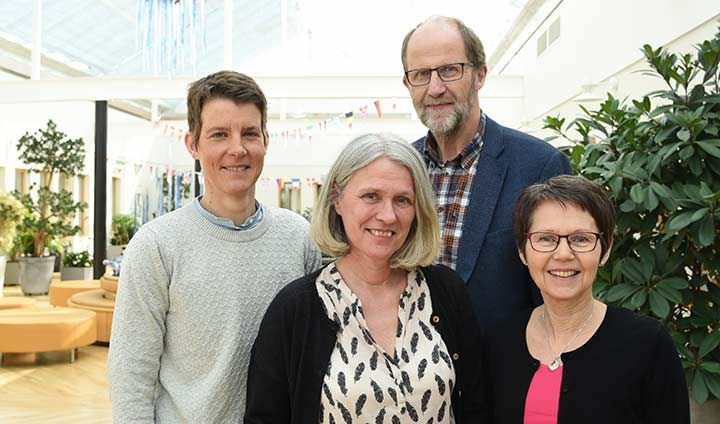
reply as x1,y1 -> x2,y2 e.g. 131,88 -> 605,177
0,306 -> 97,364
49,279 -> 101,307
0,297 -> 37,310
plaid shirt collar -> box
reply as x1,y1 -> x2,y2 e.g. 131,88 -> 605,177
421,112 -> 487,169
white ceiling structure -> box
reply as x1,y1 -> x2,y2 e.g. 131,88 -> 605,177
0,0 -> 546,120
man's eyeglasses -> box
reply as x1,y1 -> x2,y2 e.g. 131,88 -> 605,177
404,63 -> 469,86
526,232 -> 602,253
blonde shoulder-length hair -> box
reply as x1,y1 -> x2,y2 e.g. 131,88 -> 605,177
311,133 -> 440,270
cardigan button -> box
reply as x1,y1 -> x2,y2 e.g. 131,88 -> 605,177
431,315 -> 440,324
452,353 -> 460,361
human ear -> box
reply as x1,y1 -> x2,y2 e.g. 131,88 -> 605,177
185,132 -> 199,159
518,249 -> 528,266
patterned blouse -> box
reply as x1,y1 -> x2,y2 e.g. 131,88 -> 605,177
315,262 -> 456,424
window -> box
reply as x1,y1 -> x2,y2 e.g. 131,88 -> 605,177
15,169 -> 29,194
112,177 -> 122,216
536,17 -> 561,57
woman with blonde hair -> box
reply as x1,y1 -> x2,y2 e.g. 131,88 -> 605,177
245,133 -> 484,423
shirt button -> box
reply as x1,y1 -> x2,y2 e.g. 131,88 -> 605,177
431,315 -> 440,324
452,353 -> 460,361
445,170 -> 451,176
438,206 -> 445,212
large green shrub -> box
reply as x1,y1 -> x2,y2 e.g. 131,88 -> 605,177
544,28 -> 720,403
0,192 -> 25,255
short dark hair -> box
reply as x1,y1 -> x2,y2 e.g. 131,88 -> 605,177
186,70 -> 268,148
401,16 -> 486,71
513,175 -> 616,256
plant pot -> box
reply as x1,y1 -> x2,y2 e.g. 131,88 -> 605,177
691,399 -> 720,424
19,256 -> 55,295
0,256 -> 5,297
106,245 -> 126,260
4,260 -> 20,286
60,266 -> 94,281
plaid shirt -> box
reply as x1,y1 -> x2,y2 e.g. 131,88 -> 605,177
420,113 -> 486,269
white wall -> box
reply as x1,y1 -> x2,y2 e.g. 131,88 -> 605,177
497,0 -> 720,139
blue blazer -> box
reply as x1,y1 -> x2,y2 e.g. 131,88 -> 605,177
413,116 -> 572,330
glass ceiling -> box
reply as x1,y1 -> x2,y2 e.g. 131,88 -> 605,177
0,0 -> 529,78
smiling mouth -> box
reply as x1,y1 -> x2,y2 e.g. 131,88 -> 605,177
222,165 -> 250,172
549,270 -> 580,278
368,229 -> 394,238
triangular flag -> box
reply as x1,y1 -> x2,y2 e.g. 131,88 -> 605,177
374,100 -> 383,118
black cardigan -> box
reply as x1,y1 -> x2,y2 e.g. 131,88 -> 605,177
244,264 -> 485,423
484,306 -> 689,423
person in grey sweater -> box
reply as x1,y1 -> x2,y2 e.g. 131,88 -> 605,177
107,71 -> 322,423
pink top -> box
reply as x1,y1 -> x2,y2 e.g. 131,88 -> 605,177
523,364 -> 563,424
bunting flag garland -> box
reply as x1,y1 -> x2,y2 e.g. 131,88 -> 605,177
345,111 -> 354,129
374,100 -> 383,118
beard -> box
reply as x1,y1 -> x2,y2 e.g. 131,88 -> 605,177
416,74 -> 477,137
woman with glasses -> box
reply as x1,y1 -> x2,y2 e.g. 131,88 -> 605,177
244,133 -> 484,423
483,175 -> 689,423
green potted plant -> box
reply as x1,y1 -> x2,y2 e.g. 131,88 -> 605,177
0,192 -> 25,293
60,250 -> 93,281
14,119 -> 86,295
543,28 -> 720,419
107,213 -> 139,258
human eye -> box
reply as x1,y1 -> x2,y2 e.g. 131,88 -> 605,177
439,64 -> 461,78
409,69 -> 430,84
533,232 -> 559,245
209,131 -> 227,139
361,192 -> 379,201
395,196 -> 414,206
569,233 -> 594,247
243,129 -> 262,140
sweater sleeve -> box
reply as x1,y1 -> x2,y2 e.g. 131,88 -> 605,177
107,227 -> 171,423
244,291 -> 293,424
304,235 -> 323,274
642,325 -> 690,423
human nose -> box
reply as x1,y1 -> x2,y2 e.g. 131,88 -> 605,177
552,237 -> 575,258
426,71 -> 447,97
375,199 -> 398,223
227,134 -> 247,156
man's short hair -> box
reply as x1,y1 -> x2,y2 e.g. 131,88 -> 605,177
311,133 -> 440,270
186,70 -> 268,148
401,16 -> 486,71
513,175 -> 616,257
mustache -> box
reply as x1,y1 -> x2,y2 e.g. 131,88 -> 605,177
423,98 -> 455,106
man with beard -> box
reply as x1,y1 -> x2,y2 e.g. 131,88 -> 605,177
401,16 -> 572,329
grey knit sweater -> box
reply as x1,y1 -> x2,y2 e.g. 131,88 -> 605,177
108,202 -> 321,423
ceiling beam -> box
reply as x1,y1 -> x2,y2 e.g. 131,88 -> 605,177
0,74 -> 523,103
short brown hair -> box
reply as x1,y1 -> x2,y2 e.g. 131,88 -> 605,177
186,70 -> 268,148
401,16 -> 486,71
513,175 -> 616,257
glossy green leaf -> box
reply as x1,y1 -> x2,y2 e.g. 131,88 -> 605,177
606,284 -> 640,302
666,210 -> 707,232
693,371 -> 709,403
677,129 -> 691,141
629,184 -> 646,204
697,139 -> 720,158
649,290 -> 670,318
659,277 -> 689,290
679,145 -> 694,160
630,289 -> 648,309
650,181 -> 673,198
654,284 -> 683,304
699,332 -> 720,358
706,373 -> 720,399
698,215 -> 715,247
621,259 -> 647,284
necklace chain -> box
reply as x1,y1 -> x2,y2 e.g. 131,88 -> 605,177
541,302 -> 594,371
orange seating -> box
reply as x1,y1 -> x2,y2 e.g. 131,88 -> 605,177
49,279 -> 101,307
0,306 -> 96,363
67,289 -> 114,343
0,297 -> 36,310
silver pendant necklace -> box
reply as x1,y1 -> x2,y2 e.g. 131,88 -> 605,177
541,302 -> 594,371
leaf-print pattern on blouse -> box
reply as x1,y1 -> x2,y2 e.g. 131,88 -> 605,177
315,262 -> 456,423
